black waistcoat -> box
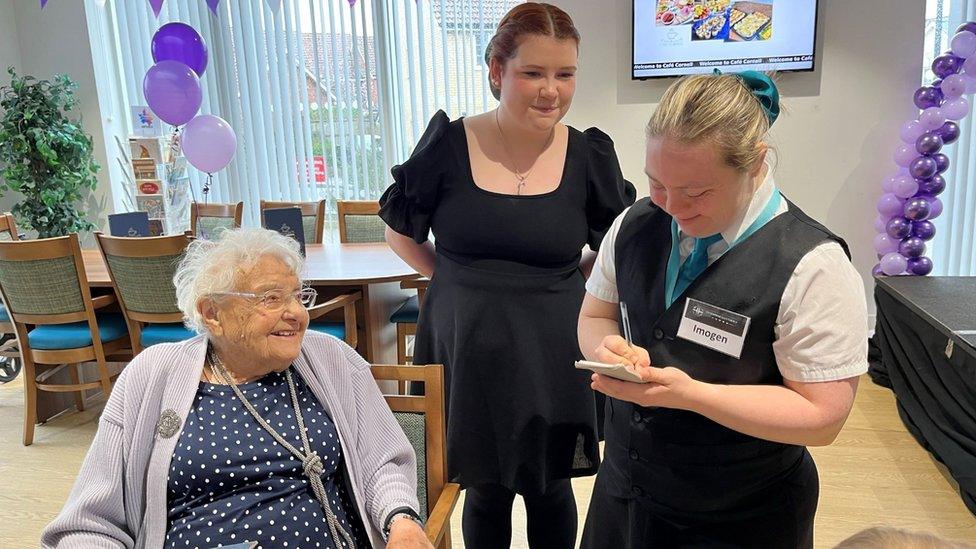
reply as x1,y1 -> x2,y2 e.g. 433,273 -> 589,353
601,196 -> 850,522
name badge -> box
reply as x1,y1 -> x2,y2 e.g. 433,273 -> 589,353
676,298 -> 751,359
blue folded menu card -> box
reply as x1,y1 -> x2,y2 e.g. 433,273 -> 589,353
262,207 -> 306,256
108,211 -> 150,237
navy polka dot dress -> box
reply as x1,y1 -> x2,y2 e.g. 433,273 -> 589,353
164,368 -> 369,549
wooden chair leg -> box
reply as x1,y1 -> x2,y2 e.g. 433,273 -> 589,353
68,363 -> 86,412
22,360 -> 37,446
396,324 -> 408,394
439,528 -> 451,549
96,358 -> 113,398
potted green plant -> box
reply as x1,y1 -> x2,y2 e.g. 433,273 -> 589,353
0,67 -> 100,238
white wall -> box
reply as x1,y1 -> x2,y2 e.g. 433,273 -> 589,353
559,0 -> 926,316
4,0 -> 112,235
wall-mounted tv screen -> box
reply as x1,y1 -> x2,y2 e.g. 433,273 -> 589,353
633,0 -> 818,79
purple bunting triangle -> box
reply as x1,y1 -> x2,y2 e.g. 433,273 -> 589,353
40,0 -> 49,8
148,0 -> 164,17
206,0 -> 220,15
347,0 -> 356,6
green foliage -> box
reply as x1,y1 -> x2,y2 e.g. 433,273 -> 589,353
0,67 -> 100,238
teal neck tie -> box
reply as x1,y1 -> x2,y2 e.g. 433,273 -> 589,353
673,233 -> 723,299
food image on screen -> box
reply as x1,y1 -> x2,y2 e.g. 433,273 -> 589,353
733,11 -> 770,39
694,14 -> 728,40
729,8 -> 747,24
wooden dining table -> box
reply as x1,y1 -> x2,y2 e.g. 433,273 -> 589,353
82,242 -> 421,364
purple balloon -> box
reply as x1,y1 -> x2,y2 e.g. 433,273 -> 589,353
893,144 -> 918,167
937,121 -> 961,144
881,252 -> 908,276
909,156 -> 938,179
872,263 -> 885,277
942,74 -> 968,98
143,60 -> 202,126
877,193 -> 905,217
899,237 -> 926,258
915,132 -> 944,155
933,54 -> 963,78
931,153 -> 950,173
899,120 -> 927,144
886,217 -> 913,239
908,256 -> 934,276
958,22 -> 976,35
152,22 -> 209,77
181,114 -> 238,173
874,215 -> 889,233
914,86 -> 944,109
911,220 -> 937,241
892,175 -> 919,198
951,31 -> 976,58
929,197 -> 944,218
919,107 -> 947,131
874,233 -> 900,254
942,96 -> 970,120
918,174 -> 946,195
904,197 -> 933,220
964,74 -> 976,95
882,175 -> 897,193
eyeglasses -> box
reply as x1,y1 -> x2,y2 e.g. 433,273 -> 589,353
211,287 -> 318,311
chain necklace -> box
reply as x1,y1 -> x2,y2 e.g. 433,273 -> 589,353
494,108 -> 555,195
207,347 -> 357,549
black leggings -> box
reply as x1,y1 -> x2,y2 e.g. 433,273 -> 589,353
462,480 -> 577,549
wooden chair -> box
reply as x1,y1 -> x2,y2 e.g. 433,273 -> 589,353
0,213 -> 20,382
396,278 -> 429,364
307,291 -> 363,349
370,364 -> 459,548
95,232 -> 194,355
260,199 -> 326,244
190,201 -> 243,239
0,233 -> 131,445
336,200 -> 387,243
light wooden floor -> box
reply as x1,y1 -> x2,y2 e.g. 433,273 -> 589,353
1,374 -> 973,547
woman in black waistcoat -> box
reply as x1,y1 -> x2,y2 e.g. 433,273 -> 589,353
578,72 -> 868,548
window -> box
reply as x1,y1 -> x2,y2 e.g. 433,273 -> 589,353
88,0 -> 522,236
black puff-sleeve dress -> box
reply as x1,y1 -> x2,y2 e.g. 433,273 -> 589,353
379,111 -> 636,496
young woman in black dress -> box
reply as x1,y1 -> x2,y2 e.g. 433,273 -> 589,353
379,4 -> 635,547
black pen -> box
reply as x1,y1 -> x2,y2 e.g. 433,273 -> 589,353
620,301 -> 633,347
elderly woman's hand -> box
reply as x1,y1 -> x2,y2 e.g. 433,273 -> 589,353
387,517 -> 433,549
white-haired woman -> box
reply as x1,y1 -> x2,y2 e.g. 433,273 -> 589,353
43,228 -> 431,549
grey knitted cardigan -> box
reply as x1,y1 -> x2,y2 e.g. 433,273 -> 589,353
42,333 -> 419,548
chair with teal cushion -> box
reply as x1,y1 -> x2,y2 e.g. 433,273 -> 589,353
307,291 -> 362,348
190,201 -> 243,240
95,232 -> 194,355
0,233 -> 131,445
0,213 -> 21,383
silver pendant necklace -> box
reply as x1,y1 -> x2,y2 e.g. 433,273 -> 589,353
494,108 -> 555,195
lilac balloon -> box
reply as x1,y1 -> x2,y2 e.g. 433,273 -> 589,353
958,22 -> 976,35
893,144 -> 918,167
918,174 -> 946,195
143,60 -> 202,126
951,31 -> 976,58
915,132 -> 944,155
874,215 -> 889,233
881,252 -> 908,276
942,96 -> 970,120
872,263 -> 885,277
908,256 -> 934,276
152,22 -> 208,77
928,197 -> 944,218
964,54 -> 976,75
882,175 -> 897,193
903,197 -> 933,221
911,220 -> 937,241
914,86 -> 944,109
899,120 -> 927,144
963,74 -> 976,95
181,114 -> 238,173
892,175 -> 920,198
933,54 -> 963,78
899,237 -> 926,258
931,153 -> 950,173
874,233 -> 900,255
886,217 -> 913,239
877,193 -> 905,217
919,107 -> 947,131
942,74 -> 967,98
937,121 -> 961,144
909,156 -> 938,180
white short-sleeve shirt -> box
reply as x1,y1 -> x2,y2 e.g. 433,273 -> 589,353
585,173 -> 869,383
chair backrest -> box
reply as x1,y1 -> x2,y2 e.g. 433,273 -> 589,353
370,364 -> 446,521
94,232 -> 190,323
336,200 -> 386,244
0,233 -> 95,326
0,213 -> 19,242
260,200 -> 325,244
190,201 -> 243,239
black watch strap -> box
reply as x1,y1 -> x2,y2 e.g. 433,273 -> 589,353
382,506 -> 423,540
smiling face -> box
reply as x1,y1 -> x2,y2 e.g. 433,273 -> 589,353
645,136 -> 766,237
202,255 -> 308,373
491,34 -> 578,132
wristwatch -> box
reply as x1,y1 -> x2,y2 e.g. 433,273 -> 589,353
382,507 -> 424,541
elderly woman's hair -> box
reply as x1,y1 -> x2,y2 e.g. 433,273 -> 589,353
174,228 -> 305,333
834,526 -> 976,549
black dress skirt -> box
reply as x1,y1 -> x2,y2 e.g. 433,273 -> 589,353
379,111 -> 635,496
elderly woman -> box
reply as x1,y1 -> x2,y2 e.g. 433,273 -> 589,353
42,228 -> 430,549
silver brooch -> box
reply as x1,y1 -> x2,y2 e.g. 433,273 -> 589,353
156,409 -> 182,438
